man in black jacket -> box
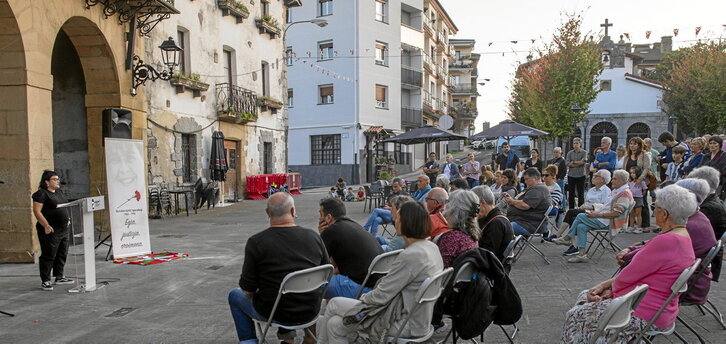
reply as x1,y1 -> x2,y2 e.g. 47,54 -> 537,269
318,197 -> 383,298
472,185 -> 514,262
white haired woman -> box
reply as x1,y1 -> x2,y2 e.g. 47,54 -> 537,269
441,154 -> 459,180
436,190 -> 481,267
553,170 -> 634,263
562,185 -> 697,343
688,166 -> 726,280
435,174 -> 451,193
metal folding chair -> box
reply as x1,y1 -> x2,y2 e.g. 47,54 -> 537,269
631,259 -> 702,344
387,267 -> 454,344
586,204 -> 634,258
589,284 -> 650,344
512,205 -> 553,264
440,262 -> 479,344
355,249 -> 404,298
674,240 -> 726,344
363,185 -> 383,213
253,264 -> 334,344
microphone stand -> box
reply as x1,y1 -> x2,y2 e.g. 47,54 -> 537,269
0,180 -> 14,316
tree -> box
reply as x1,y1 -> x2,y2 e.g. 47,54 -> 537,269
507,14 -> 603,141
652,42 -> 726,135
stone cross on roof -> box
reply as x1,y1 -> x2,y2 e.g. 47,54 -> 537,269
601,18 -> 613,37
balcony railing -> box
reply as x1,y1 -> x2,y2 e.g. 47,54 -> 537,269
423,14 -> 433,32
452,83 -> 477,94
423,53 -> 433,70
449,61 -> 473,69
423,90 -> 433,108
401,66 -> 423,87
216,83 -> 258,123
401,106 -> 423,127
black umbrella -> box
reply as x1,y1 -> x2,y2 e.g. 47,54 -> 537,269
382,125 -> 467,145
469,119 -> 548,140
210,131 -> 228,181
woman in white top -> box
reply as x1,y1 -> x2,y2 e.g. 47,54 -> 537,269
547,169 -> 612,240
614,144 -> 627,170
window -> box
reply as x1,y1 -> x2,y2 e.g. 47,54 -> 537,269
319,0 -> 333,16
394,143 -> 409,165
262,0 -> 269,16
287,89 -> 294,107
177,28 -> 189,74
285,47 -> 293,66
319,84 -> 334,104
261,61 -> 269,96
375,85 -> 388,109
375,141 -> 387,160
375,42 -> 387,66
600,80 -> 612,91
375,0 -> 387,22
223,49 -> 234,85
181,134 -> 193,183
311,134 -> 341,165
318,41 -> 333,60
455,50 -> 461,61
263,142 -> 273,174
286,7 -> 292,24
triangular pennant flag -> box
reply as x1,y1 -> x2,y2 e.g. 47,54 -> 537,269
673,28 -> 679,36
488,42 -> 493,47
511,41 -> 518,44
645,31 -> 651,39
531,39 -> 536,44
623,33 -> 630,40
334,50 -> 338,56
307,51 -> 312,57
350,50 -> 354,55
695,26 -> 702,36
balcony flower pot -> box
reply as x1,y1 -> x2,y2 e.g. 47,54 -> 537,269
257,96 -> 283,111
170,74 -> 209,98
255,16 -> 281,38
218,0 -> 250,23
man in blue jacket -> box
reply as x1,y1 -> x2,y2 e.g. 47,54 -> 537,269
591,137 -> 617,173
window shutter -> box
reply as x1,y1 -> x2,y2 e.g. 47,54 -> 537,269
376,86 -> 386,101
320,86 -> 333,96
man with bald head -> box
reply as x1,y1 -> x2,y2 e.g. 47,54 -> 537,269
425,187 -> 450,240
228,193 -> 329,344
413,175 -> 432,204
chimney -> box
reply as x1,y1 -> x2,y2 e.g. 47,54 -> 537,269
661,36 -> 672,53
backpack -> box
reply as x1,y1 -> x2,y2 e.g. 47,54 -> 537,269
441,248 -> 523,339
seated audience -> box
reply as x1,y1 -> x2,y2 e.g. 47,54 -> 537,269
343,187 -> 356,202
472,185 -> 514,261
425,187 -> 450,241
375,195 -> 414,252
504,168 -> 552,237
490,170 -> 504,195
553,170 -> 634,263
479,165 -> 496,186
325,187 -> 338,199
412,175 -> 432,204
228,193 -> 329,344
543,164 -> 563,211
335,178 -> 347,197
546,169 -> 611,256
561,185 -> 696,343
355,186 -> 366,201
317,201 -> 444,344
449,177 -> 469,191
318,198 -> 383,299
688,166 -> 726,280
437,190 -> 481,267
362,178 -> 407,236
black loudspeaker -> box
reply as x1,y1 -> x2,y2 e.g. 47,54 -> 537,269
102,108 -> 132,139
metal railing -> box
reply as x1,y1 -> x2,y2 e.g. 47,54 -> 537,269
401,106 -> 423,127
401,66 -> 423,87
216,82 -> 258,119
423,53 -> 433,70
452,83 -> 477,93
423,90 -> 433,108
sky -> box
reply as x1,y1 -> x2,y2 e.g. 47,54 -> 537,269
438,0 -> 726,131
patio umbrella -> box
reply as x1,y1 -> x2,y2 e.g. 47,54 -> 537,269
469,119 -> 548,140
210,131 -> 228,182
382,125 -> 467,145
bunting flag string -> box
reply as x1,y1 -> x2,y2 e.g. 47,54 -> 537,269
695,26 -> 702,36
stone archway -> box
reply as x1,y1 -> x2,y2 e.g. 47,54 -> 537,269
590,122 -> 618,155
627,122 -> 650,141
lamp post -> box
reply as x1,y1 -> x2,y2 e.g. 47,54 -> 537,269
130,37 -> 182,96
283,19 -> 328,41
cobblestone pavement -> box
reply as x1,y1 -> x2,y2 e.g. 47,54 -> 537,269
1,187 -> 724,343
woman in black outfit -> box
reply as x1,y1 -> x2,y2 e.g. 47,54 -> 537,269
32,170 -> 73,291
524,148 -> 544,173
699,136 -> 726,200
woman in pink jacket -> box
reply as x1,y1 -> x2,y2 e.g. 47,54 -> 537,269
561,184 -> 697,343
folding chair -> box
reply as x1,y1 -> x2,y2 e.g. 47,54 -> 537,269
440,262 -> 479,344
586,204 -> 634,258
496,236 -> 523,343
363,185 -> 383,213
631,259 -> 702,344
589,284 -> 650,344
674,240 -> 726,343
253,264 -> 334,344
355,249 -> 404,298
512,205 -> 553,264
387,267 -> 454,344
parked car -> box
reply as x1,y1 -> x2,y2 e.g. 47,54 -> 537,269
470,140 -> 483,149
483,139 -> 496,149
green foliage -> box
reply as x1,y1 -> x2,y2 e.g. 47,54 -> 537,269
257,95 -> 283,105
233,1 -> 248,12
260,15 -> 280,29
507,14 -> 603,139
173,72 -> 202,82
653,42 -> 726,135
378,171 -> 391,181
241,112 -> 256,120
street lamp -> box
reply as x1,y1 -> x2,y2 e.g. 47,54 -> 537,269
283,19 -> 328,41
130,37 -> 183,96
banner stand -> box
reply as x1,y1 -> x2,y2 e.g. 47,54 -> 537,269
58,196 -> 106,293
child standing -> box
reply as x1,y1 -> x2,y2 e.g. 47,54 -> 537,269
626,166 -> 648,233
665,145 -> 686,182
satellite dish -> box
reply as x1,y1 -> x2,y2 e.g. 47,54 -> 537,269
438,115 -> 454,130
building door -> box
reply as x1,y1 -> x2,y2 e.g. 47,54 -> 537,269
263,142 -> 273,174
224,140 -> 238,200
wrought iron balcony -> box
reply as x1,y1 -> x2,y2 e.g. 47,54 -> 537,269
84,0 -> 179,36
401,106 -> 423,127
216,83 -> 258,124
401,66 -> 422,88
450,104 -> 478,120
452,83 -> 477,94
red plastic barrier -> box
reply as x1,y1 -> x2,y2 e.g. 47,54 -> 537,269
287,172 -> 302,195
246,173 -> 297,199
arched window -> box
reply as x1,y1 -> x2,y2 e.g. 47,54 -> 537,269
627,122 -> 650,141
590,122 -> 618,155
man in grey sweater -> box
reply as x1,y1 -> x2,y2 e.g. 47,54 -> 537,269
566,138 -> 588,207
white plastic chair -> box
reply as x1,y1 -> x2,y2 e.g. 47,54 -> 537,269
631,259 -> 701,344
253,264 -> 334,344
355,249 -> 403,298
589,284 -> 649,344
512,205 -> 553,264
388,267 -> 454,344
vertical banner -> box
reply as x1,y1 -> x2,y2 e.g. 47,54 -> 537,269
105,138 -> 151,258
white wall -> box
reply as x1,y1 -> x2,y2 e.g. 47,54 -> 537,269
590,67 -> 663,115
